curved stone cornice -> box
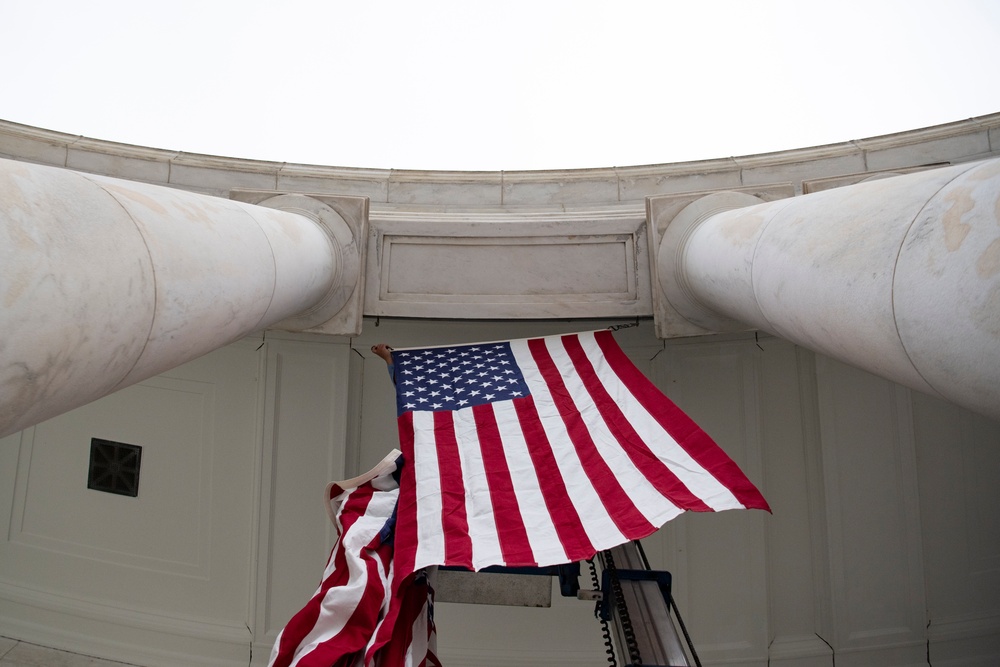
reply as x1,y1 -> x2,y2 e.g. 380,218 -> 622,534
2,114 -> 998,206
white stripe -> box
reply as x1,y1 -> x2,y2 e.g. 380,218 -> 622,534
544,334 -> 684,526
451,408 -> 504,570
491,400 -> 568,565
577,331 -> 744,511
412,411 -> 445,571
508,338 -> 627,552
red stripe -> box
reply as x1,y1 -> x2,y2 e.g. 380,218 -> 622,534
300,542 -> 392,666
472,403 -> 535,566
269,484 -> 376,667
371,575 -> 431,667
366,416 -> 425,663
561,334 -> 712,512
365,570 -> 413,665
394,412 -> 418,580
527,337 -> 656,539
512,395 -> 595,562
434,411 -> 474,569
593,330 -> 770,512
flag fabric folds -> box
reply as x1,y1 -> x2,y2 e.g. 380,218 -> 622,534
268,451 -> 439,667
391,329 -> 770,576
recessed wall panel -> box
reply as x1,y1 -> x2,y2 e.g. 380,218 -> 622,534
647,338 -> 769,664
11,376 -> 212,574
0,341 -> 261,665
365,212 -> 650,318
816,357 -> 927,663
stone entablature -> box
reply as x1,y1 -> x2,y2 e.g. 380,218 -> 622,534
1,114 -> 998,206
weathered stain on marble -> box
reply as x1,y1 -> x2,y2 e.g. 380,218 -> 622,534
966,157 -> 1000,182
98,180 -> 169,215
717,207 -> 768,246
978,237 -> 1000,279
982,285 -> 1000,339
941,186 -> 974,251
2,226 -> 40,307
1,349 -> 75,435
100,178 -> 241,230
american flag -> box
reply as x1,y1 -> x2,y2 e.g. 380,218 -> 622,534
268,451 -> 439,667
391,329 -> 770,577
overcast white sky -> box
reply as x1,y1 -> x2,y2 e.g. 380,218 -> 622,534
3,0 -> 999,171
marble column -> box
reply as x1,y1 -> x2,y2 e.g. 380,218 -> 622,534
655,158 -> 1000,421
0,158 -> 352,438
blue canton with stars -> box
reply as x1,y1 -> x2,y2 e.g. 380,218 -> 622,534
392,342 -> 531,416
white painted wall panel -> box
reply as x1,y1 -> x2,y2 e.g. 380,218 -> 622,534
252,336 -> 354,660
649,338 -> 769,666
815,358 -> 927,667
912,393 -> 1000,666
0,341 -> 262,666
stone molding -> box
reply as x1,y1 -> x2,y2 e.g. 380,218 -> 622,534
1,114 -> 998,205
646,184 -> 795,338
230,190 -> 369,336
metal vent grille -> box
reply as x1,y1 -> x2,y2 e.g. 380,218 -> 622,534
87,438 -> 142,497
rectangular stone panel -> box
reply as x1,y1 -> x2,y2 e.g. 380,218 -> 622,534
365,211 -> 650,318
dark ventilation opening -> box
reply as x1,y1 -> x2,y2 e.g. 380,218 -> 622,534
88,438 -> 142,497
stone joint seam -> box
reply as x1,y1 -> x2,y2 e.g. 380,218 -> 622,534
887,160 -> 985,402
